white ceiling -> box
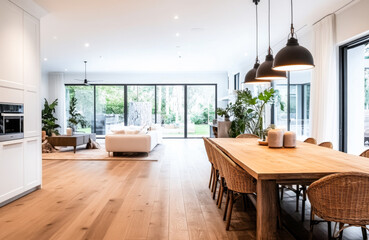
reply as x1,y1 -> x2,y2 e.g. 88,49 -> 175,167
35,0 -> 353,73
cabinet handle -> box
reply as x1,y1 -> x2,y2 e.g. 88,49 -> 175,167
3,141 -> 23,146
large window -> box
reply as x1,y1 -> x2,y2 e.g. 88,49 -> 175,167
273,71 -> 312,139
65,86 -> 94,133
156,85 -> 185,137
64,84 -> 217,138
187,85 -> 216,137
95,86 -> 125,137
340,37 -> 369,154
127,85 -> 155,126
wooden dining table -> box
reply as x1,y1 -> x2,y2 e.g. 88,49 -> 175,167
209,138 -> 369,240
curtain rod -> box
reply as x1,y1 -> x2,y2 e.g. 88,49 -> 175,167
313,0 -> 356,25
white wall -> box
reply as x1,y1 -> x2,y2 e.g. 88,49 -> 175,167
336,0 -> 369,45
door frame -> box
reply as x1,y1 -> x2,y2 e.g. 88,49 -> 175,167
338,34 -> 369,152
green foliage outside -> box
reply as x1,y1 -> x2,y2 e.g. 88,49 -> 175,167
65,85 -> 216,136
67,96 -> 89,131
42,98 -> 60,136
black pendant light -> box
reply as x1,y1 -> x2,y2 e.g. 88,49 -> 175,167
256,0 -> 287,80
245,0 -> 270,84
273,0 -> 314,71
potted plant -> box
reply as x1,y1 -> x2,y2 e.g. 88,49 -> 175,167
67,96 -> 88,132
42,98 -> 61,137
216,104 -> 231,121
227,88 -> 284,138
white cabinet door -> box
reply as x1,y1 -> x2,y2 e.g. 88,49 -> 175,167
0,140 -> 24,203
24,138 -> 41,188
0,0 -> 23,84
23,12 -> 40,88
24,89 -> 40,137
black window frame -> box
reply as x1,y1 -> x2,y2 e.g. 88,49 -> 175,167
339,34 -> 369,152
65,83 -> 217,139
271,73 -> 311,134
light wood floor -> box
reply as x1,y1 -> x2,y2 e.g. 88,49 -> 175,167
0,139 -> 295,240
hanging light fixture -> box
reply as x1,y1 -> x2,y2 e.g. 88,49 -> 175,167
273,0 -> 314,71
245,0 -> 270,84
256,0 -> 287,80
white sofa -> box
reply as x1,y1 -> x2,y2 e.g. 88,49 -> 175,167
105,130 -> 161,154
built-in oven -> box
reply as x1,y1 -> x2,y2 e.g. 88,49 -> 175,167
0,103 -> 24,142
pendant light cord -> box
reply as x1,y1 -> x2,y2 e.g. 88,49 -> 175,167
255,1 -> 259,63
84,61 -> 87,79
268,0 -> 272,55
290,0 -> 295,37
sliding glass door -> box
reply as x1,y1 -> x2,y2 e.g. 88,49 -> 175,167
340,39 -> 369,154
273,70 -> 311,139
64,84 -> 217,138
95,86 -> 125,137
127,85 -> 155,126
65,86 -> 94,133
156,85 -> 185,137
187,85 -> 216,137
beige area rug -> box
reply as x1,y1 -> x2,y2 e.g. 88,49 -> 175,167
42,144 -> 164,161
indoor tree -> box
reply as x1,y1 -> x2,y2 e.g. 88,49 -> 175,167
42,98 -> 61,136
67,96 -> 89,132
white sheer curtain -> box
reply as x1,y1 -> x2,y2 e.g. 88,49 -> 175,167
310,14 -> 338,147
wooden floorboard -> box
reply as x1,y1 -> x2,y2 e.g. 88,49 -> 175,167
6,139 -> 363,240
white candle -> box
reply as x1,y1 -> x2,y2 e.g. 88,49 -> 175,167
268,129 -> 284,148
284,131 -> 296,148
66,128 -> 73,136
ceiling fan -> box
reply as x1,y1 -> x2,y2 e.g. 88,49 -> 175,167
74,61 -> 102,85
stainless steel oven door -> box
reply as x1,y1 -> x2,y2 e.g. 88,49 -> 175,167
0,113 -> 24,141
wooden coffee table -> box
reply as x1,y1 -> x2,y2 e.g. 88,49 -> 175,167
47,133 -> 96,153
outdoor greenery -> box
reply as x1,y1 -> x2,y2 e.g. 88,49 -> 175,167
218,88 -> 284,138
67,96 -> 89,131
65,85 -> 216,136
42,98 -> 60,136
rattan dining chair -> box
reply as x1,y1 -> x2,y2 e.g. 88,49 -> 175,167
304,137 -> 317,144
318,142 -> 333,149
360,149 -> 369,158
307,172 -> 369,239
212,145 -> 256,230
236,133 -> 259,139
207,140 -> 230,209
203,137 -> 215,191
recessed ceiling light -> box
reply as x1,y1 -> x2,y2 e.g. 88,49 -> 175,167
84,43 -> 90,47
175,33 -> 180,37
65,68 -> 68,71
174,15 -> 179,20
43,58 -> 48,61
53,36 -> 58,40
244,52 -> 249,56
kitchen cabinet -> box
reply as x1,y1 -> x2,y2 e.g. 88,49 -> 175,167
0,140 -> 24,204
24,138 -> 41,188
0,0 -> 23,85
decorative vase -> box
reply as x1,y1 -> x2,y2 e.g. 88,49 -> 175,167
268,129 -> 284,148
42,131 -> 47,141
283,131 -> 296,148
66,128 -> 73,136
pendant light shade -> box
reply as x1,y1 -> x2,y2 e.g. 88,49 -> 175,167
273,0 -> 314,71
245,0 -> 271,84
256,54 -> 287,80
245,63 -> 271,84
255,0 -> 286,80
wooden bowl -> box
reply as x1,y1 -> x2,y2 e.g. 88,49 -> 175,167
258,139 -> 268,146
